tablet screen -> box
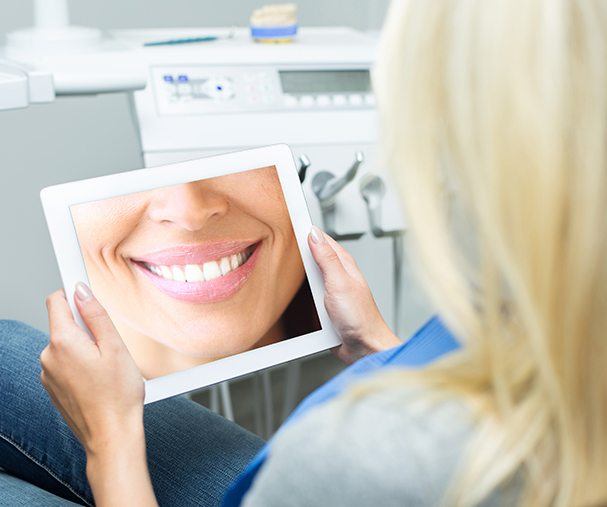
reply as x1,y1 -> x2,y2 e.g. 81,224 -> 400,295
70,165 -> 321,380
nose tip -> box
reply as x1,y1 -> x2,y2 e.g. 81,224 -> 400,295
147,182 -> 229,231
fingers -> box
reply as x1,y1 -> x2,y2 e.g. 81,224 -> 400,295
309,227 -> 366,283
46,290 -> 75,336
308,226 -> 349,290
323,233 -> 365,281
73,282 -> 123,351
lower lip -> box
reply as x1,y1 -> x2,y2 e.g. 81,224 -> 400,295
133,245 -> 261,303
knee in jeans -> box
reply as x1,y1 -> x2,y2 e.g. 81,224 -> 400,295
0,320 -> 49,363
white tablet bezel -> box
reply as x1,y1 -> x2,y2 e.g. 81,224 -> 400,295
40,144 -> 340,404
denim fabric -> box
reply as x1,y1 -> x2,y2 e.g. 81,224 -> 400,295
0,320 -> 264,507
0,471 -> 80,506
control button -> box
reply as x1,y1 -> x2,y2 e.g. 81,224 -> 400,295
315,95 -> 331,106
348,94 -> 363,106
332,94 -> 347,106
299,95 -> 315,107
283,94 -> 298,107
163,74 -> 174,83
365,93 -> 376,106
177,75 -> 189,82
204,78 -> 234,100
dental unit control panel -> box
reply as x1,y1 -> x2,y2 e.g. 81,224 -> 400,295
153,67 -> 375,115
112,27 -> 406,325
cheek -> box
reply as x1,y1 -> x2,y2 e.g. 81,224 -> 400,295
270,218 -> 305,288
73,204 -> 142,260
245,186 -> 292,235
242,190 -> 302,280
77,231 -> 114,263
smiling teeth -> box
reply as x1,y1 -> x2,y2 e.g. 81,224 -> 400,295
145,250 -> 252,283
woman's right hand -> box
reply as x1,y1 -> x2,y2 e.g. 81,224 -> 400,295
42,285 -> 145,457
42,284 -> 157,507
308,227 -> 400,364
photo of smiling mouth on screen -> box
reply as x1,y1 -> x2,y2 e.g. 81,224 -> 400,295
70,165 -> 321,380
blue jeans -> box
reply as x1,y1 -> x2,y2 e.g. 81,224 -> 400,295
0,320 -> 264,506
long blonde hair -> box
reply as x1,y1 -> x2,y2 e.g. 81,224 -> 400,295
372,0 -> 607,505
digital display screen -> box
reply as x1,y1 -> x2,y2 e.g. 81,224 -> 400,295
70,166 -> 321,380
279,70 -> 371,94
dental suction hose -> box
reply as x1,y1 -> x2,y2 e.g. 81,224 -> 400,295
359,173 -> 404,336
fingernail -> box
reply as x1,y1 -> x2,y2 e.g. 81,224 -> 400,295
309,226 -> 324,244
75,282 -> 93,301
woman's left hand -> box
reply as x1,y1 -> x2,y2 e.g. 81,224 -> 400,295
308,227 -> 400,364
41,284 -> 144,456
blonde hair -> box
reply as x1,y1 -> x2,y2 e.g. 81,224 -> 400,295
372,0 -> 607,505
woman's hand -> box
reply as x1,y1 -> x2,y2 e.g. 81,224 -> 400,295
308,227 -> 400,364
42,283 -> 144,454
42,283 -> 157,507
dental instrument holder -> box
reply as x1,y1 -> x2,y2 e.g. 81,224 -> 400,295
311,151 -> 365,241
298,154 -> 311,183
359,174 -> 406,336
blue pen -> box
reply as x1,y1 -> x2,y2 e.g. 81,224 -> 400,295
143,36 -> 220,47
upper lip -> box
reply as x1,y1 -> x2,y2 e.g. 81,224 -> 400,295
130,240 -> 260,266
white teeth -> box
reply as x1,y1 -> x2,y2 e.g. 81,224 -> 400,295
184,264 -> 204,282
171,265 -> 186,282
220,257 -> 231,275
144,248 -> 253,283
230,254 -> 240,270
160,265 -> 173,280
203,260 -> 221,280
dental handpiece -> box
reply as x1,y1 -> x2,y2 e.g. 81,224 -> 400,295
359,173 -> 386,236
314,151 -> 364,203
298,154 -> 311,183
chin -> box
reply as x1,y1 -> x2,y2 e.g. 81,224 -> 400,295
158,329 -> 266,360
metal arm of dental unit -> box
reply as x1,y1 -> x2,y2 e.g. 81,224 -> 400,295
0,60 -> 54,110
359,174 -> 406,336
311,151 -> 365,241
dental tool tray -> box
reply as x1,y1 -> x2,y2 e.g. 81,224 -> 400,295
41,144 -> 339,403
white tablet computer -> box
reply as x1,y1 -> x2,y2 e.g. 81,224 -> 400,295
40,144 -> 339,404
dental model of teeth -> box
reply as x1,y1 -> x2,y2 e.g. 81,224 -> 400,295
145,250 -> 252,283
250,3 -> 298,43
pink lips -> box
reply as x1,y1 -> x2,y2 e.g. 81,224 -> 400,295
131,241 -> 261,303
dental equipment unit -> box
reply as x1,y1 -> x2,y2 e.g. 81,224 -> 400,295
2,8 -> 421,432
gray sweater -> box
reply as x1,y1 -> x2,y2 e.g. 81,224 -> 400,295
243,386 -> 520,506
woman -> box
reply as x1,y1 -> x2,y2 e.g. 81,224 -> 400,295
1,0 -> 606,505
70,165 -> 320,378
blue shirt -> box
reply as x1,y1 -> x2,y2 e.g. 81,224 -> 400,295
222,316 -> 459,506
